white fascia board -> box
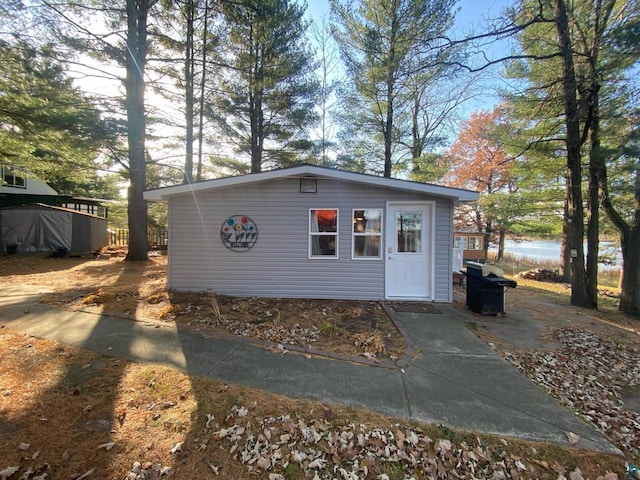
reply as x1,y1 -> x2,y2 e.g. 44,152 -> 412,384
143,167 -> 306,201
324,168 -> 479,202
143,165 -> 479,202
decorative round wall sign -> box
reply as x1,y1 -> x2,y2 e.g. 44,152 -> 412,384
220,215 -> 258,251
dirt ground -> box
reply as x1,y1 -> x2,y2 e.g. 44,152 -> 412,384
452,275 -> 640,354
1,252 -> 639,480
0,252 -> 405,362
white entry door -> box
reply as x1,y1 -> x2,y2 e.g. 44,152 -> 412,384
385,202 -> 433,300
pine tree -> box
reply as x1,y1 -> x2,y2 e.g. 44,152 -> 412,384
0,40 -> 113,194
209,0 -> 318,173
330,0 -> 457,177
506,0 -> 639,309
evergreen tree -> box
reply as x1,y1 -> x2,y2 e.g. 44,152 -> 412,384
330,0 -> 457,177
209,0 -> 319,173
0,40 -> 113,194
124,0 -> 154,261
2,0 -> 160,261
505,0 -> 640,310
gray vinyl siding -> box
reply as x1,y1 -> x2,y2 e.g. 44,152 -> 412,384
167,177 -> 453,301
434,200 -> 453,302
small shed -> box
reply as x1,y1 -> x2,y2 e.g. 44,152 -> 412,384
144,165 -> 478,302
0,203 -> 108,254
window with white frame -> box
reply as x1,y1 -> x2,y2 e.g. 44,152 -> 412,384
1,165 -> 26,189
469,236 -> 483,250
454,236 -> 468,250
309,209 -> 338,258
352,209 -> 382,259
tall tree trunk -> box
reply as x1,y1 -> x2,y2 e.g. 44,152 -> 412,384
585,84 -> 601,308
483,219 -> 492,258
250,90 -> 263,173
555,0 -> 589,306
619,228 -> 640,317
497,226 -> 506,262
383,8 -> 398,179
384,85 -> 393,178
125,0 -> 150,262
583,0 -> 612,309
249,22 -> 263,174
196,0 -> 210,181
601,151 -> 640,317
411,94 -> 422,160
184,0 -> 195,183
560,192 -> 571,282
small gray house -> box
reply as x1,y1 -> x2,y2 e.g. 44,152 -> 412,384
144,165 -> 478,302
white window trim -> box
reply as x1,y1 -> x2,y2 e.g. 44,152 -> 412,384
308,208 -> 339,259
1,165 -> 27,189
351,208 -> 383,260
454,236 -> 468,250
469,236 -> 483,250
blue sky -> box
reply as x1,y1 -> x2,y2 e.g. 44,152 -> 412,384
303,0 -> 516,132
305,0 -> 513,40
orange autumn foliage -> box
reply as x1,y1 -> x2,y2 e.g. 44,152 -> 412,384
442,109 -> 515,195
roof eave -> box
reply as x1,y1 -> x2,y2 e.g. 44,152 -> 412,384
143,165 -> 479,202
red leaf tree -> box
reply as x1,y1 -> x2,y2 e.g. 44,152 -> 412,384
442,107 -> 517,258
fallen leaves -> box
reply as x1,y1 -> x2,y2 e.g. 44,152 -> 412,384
81,289 -> 113,305
124,462 -> 172,480
351,331 -> 386,356
196,403 -> 616,479
204,315 -> 321,347
506,328 -> 640,456
566,432 -> 581,445
0,325 -> 628,480
0,466 -> 19,480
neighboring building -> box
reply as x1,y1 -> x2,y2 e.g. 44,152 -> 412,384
453,231 -> 488,265
0,164 -> 108,254
144,165 -> 478,302
0,163 -> 108,216
1,164 -> 57,196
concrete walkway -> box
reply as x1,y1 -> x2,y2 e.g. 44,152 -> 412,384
0,285 -> 618,454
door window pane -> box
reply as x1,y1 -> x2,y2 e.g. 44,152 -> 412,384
396,212 -> 422,253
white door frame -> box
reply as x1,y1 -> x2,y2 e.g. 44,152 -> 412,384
384,201 -> 435,301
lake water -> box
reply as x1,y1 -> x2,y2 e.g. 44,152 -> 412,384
490,239 -> 622,269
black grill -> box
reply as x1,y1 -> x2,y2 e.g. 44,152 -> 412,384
464,262 -> 517,315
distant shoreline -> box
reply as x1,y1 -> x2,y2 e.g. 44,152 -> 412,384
489,238 -> 622,270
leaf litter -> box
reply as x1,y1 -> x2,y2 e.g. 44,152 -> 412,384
0,254 -> 636,478
19,255 -> 407,361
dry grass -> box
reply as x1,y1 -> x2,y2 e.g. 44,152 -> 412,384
352,331 -> 386,355
207,292 -> 224,321
493,252 -> 622,289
